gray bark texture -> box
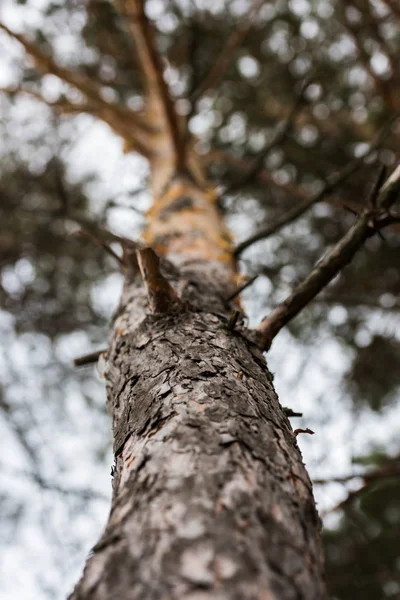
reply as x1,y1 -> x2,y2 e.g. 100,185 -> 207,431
70,261 -> 326,600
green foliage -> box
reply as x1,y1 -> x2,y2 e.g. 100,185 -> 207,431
0,159 -> 111,337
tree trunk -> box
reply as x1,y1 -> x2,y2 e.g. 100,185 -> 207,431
69,169 -> 326,599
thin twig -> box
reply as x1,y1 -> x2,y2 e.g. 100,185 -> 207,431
283,407 -> 303,418
74,349 -> 108,367
294,428 -> 314,437
227,310 -> 241,331
226,274 -> 259,302
234,117 -> 397,256
256,165 -> 400,351
74,229 -> 124,266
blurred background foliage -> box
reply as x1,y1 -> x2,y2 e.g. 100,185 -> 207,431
0,0 -> 399,598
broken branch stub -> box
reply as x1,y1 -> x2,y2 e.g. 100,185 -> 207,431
136,248 -> 181,313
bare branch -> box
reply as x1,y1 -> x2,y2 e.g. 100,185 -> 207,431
73,229 -> 124,266
74,349 -> 108,367
118,0 -> 185,169
191,0 -> 266,103
234,117 -> 397,256
136,247 -> 181,313
256,165 -> 400,351
294,428 -> 314,437
283,407 -> 303,418
227,310 -> 241,331
226,274 -> 259,302
0,22 -> 153,155
0,85 -> 97,114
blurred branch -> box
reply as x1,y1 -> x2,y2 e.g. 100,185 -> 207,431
2,464 -> 108,501
74,229 -> 124,266
260,95 -> 380,144
0,397 -> 107,502
314,295 -> 400,314
206,148 -> 368,216
314,462 -> 400,485
319,461 -> 400,516
225,79 -> 308,194
256,165 -> 400,351
234,117 -> 397,256
191,0 -> 267,103
118,0 -> 186,170
337,2 -> 399,114
0,86 -> 97,114
0,22 -> 153,155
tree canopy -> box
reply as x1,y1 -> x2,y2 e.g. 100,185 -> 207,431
0,1 -> 399,598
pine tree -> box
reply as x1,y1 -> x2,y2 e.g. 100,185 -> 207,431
1,1 -> 400,598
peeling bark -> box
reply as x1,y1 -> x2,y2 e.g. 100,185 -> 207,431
70,263 -> 326,600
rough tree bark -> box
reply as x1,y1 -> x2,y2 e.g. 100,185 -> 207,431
69,161 -> 326,600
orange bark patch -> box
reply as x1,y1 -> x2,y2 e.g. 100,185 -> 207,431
143,176 -> 235,271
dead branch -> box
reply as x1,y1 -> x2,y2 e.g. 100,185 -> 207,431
0,85 -> 98,115
136,247 -> 181,313
256,165 -> 400,351
191,0 -> 266,103
227,310 -> 241,331
0,22 -> 153,155
234,117 -> 397,256
226,274 -> 259,302
74,229 -> 124,266
74,349 -> 108,367
294,428 -> 314,437
283,407 -> 303,418
118,0 -> 185,170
